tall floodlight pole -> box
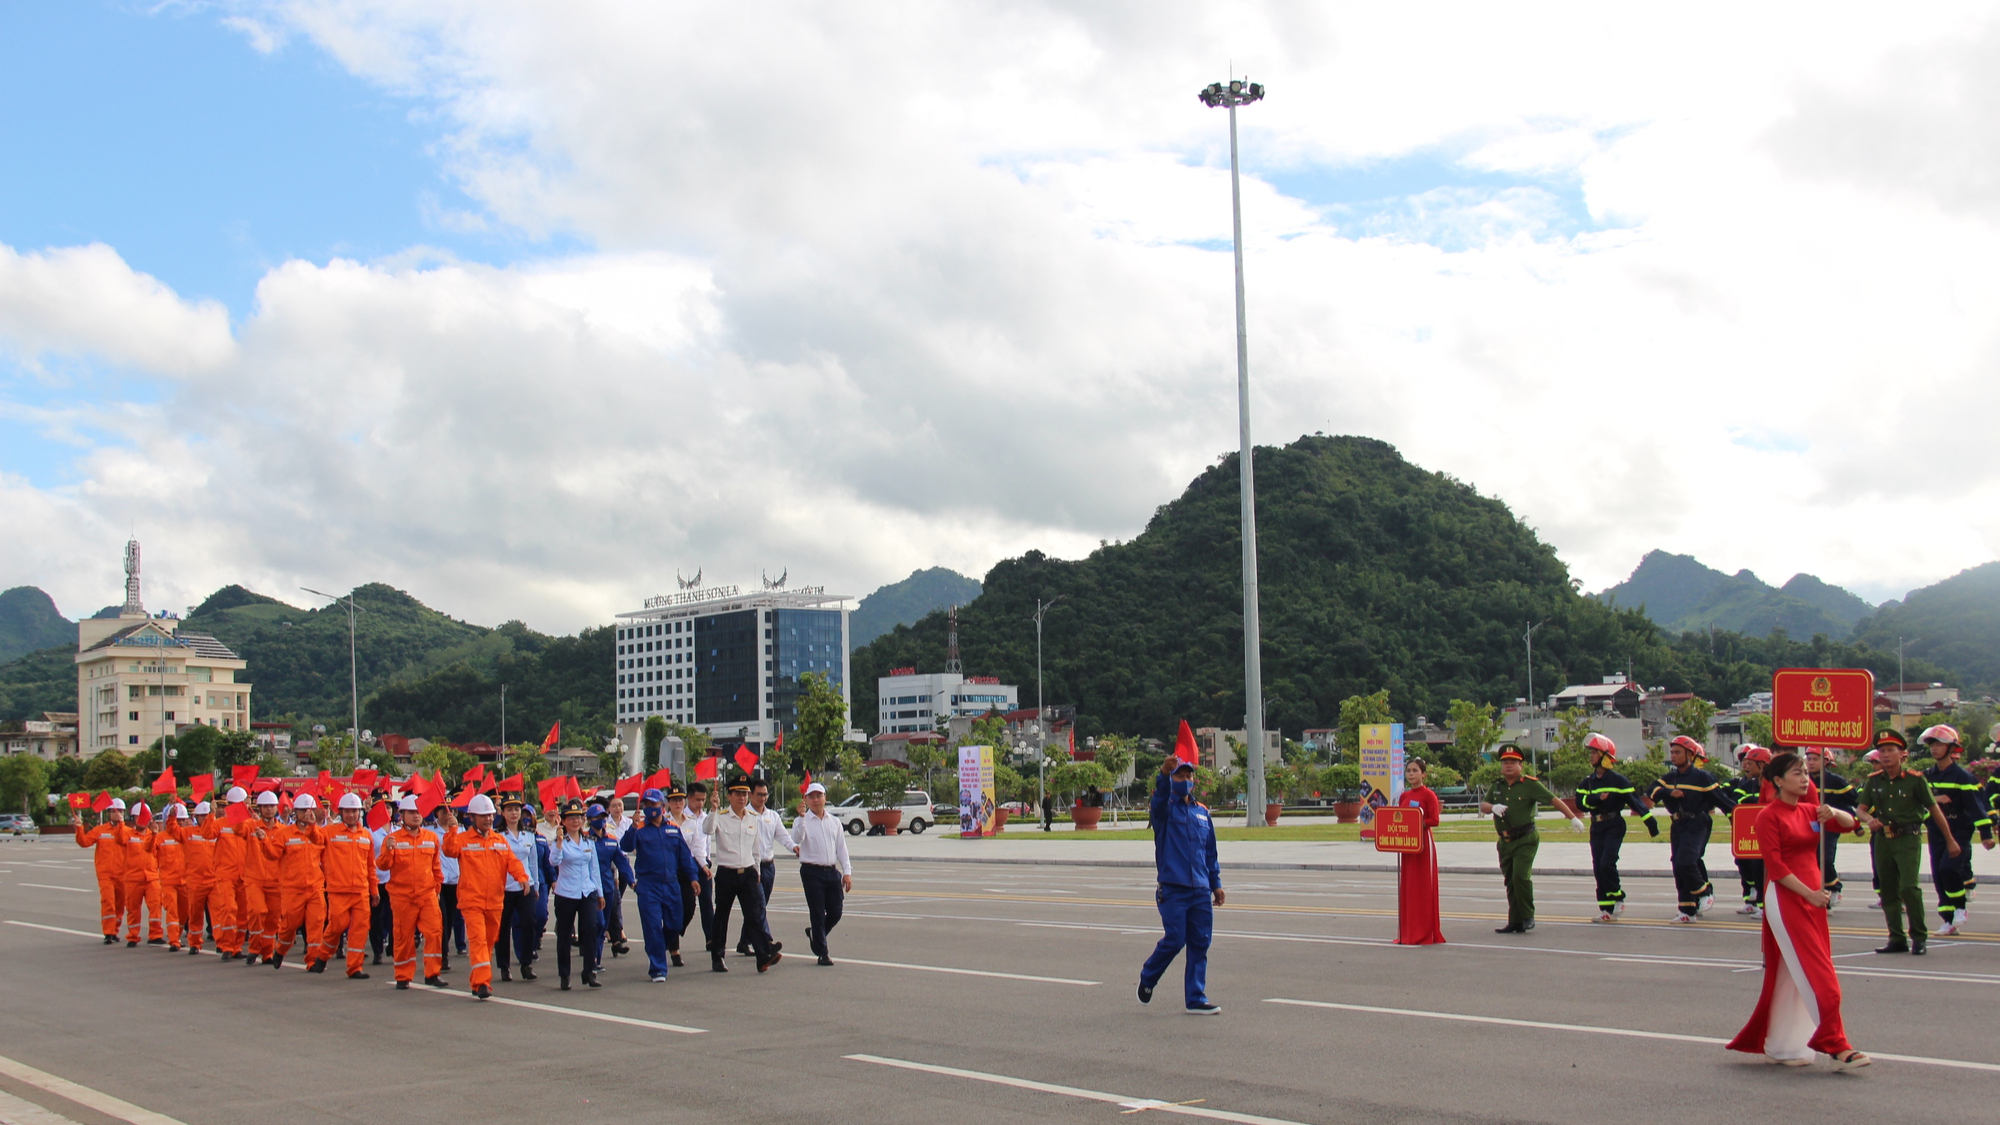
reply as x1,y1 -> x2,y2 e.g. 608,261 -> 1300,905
1200,76 -> 1268,822
1032,596 -> 1062,811
302,587 -> 363,776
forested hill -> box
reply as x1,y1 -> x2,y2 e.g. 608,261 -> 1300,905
850,434 -> 1954,741
1852,562 -> 2000,693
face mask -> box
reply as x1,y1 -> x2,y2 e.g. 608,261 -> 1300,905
1171,779 -> 1193,800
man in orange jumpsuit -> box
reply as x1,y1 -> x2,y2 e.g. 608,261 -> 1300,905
145,804 -> 189,950
377,795 -> 447,990
118,810 -> 165,947
241,789 -> 283,965
314,793 -> 378,979
439,794 -> 528,1000
253,793 -> 326,971
72,799 -> 129,944
177,801 -> 218,955
208,787 -> 251,960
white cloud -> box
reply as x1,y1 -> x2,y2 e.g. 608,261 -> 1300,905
5,0 -> 2000,632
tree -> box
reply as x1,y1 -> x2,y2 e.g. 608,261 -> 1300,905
1322,763 -> 1362,799
792,671 -> 848,775
642,716 -> 669,773
47,755 -> 86,795
1047,760 -> 1117,804
963,715 -> 1008,754
82,748 -> 137,791
853,763 -> 911,811
211,728 -> 259,770
1548,707 -> 1595,794
1336,690 -> 1393,763
1445,699 -> 1502,775
0,754 -> 48,814
500,745 -> 552,786
413,743 -> 476,786
667,723 -> 712,764
1091,735 -> 1136,784
904,739 -> 945,794
1740,712 -> 1773,747
1669,697 -> 1718,744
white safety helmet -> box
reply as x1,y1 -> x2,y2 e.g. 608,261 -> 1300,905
337,793 -> 365,810
467,794 -> 497,816
107,797 -> 127,811
193,801 -> 212,815
255,791 -> 280,806
225,786 -> 249,803
292,793 -> 318,810
167,804 -> 188,820
397,795 -> 420,812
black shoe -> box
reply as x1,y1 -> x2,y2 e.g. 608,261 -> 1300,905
1494,924 -> 1524,934
1138,982 -> 1154,1004
270,955 -> 285,970
1524,920 -> 1536,931
1912,938 -> 1928,955
560,979 -> 572,991
817,955 -> 834,966
440,959 -> 452,973
127,940 -> 138,948
395,981 -> 410,990
736,944 -> 751,956
187,947 -> 201,955
670,952 -> 683,967
1875,941 -> 1909,954
770,940 -> 782,955
583,971 -> 599,988
711,958 -> 729,973
520,965 -> 536,981
347,971 -> 369,980
500,967 -> 512,982
758,952 -> 781,972
244,954 -> 260,966
147,937 -> 166,946
103,935 -> 116,945
474,984 -> 490,1000
372,953 -> 383,966
168,944 -> 181,952
1185,1001 -> 1222,1016
425,975 -> 448,988
307,960 -> 327,974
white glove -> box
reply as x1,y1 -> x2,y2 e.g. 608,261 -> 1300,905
1490,803 -> 1508,817
1569,817 -> 1586,833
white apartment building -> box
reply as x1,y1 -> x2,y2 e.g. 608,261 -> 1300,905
877,668 -> 1018,734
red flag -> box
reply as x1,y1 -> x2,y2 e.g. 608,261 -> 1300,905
799,769 -> 813,796
366,800 -> 391,831
480,773 -> 498,794
232,764 -> 260,791
496,773 -> 525,794
733,745 -> 760,774
189,774 -> 214,802
541,722 -> 560,752
151,767 -> 177,795
251,778 -> 280,794
133,801 -> 153,827
775,730 -> 785,755
564,776 -> 584,802
91,792 -> 113,812
646,769 -> 673,794
224,803 -> 249,826
464,764 -> 486,783
351,768 -> 379,792
536,777 -> 561,810
67,792 -> 91,810
694,756 -> 718,781
1174,720 -> 1199,767
415,772 -> 445,817
613,774 -> 645,800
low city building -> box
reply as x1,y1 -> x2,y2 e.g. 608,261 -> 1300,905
0,712 -> 79,760
876,667 -> 1019,734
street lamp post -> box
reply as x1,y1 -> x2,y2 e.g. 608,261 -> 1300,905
1199,76 -> 1268,822
302,586 -> 363,776
1031,595 -> 1062,813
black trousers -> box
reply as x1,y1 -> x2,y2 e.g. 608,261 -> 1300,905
711,867 -> 773,963
1820,829 -> 1844,894
369,887 -> 393,958
800,864 -> 844,956
1735,858 -> 1765,906
439,883 -> 465,955
1669,816 -> 1713,914
1930,823 -> 1976,922
1588,818 -> 1626,910
603,884 -> 626,945
552,894 -> 601,981
497,888 -> 536,972
737,860 -> 777,948
681,870 -> 713,944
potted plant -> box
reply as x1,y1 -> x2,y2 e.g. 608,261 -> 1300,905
1323,764 -> 1363,822
854,765 -> 910,835
1051,761 -> 1116,830
1262,763 -> 1295,827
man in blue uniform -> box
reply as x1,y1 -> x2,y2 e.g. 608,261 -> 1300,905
1649,736 -> 1737,922
619,788 -> 702,982
1918,724 -> 1993,935
1138,756 -> 1222,1015
1574,732 -> 1657,922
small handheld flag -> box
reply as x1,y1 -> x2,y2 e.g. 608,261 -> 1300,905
495,773 -> 525,794
694,756 -> 719,781
91,792 -> 113,812
151,767 -> 177,795
733,745 -> 761,774
133,801 -> 153,827
189,774 -> 214,803
231,764 -> 260,790
647,769 -> 673,793
366,800 -> 391,831
613,774 -> 645,800
67,792 -> 91,810
1174,720 -> 1199,768
799,769 -> 813,795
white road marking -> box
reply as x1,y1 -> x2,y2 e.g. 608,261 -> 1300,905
845,1054 -> 1313,1125
16,884 -> 91,894
839,958 -> 1098,985
1599,957 -> 1756,969
5,922 -> 100,938
0,1086 -> 81,1125
1264,998 -> 2000,1072
0,1053 -> 191,1125
409,986 -> 706,1034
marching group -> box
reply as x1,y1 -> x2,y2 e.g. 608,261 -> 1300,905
70,775 -> 854,999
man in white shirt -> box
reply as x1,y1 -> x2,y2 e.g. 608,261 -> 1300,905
791,782 -> 852,965
673,783 -> 715,956
705,778 -> 781,972
736,778 -> 797,956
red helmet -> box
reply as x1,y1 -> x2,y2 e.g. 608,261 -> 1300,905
1670,735 -> 1706,759
1739,744 -> 1772,765
1584,732 -> 1618,758
1919,723 -> 1961,748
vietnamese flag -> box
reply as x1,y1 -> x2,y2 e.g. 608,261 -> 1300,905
91,792 -> 113,812
694,756 -> 719,781
132,801 -> 153,827
189,774 -> 214,803
495,773 -> 525,794
535,777 -> 561,810
415,773 -> 445,817
366,800 -> 392,831
1174,720 -> 1199,768
151,767 -> 177,795
733,745 -> 760,774
646,769 -> 673,794
231,764 -> 260,791
613,774 -> 644,801
351,768 -> 379,792
799,769 -> 813,796
564,776 -> 584,802
67,792 -> 91,810
541,722 -> 560,753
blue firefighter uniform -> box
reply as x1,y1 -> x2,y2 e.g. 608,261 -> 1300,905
1814,766 -> 1858,897
620,794 -> 701,979
1922,760 -> 1992,925
1648,763 -> 1736,918
1140,768 -> 1222,1011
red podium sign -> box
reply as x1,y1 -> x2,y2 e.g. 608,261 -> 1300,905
1771,668 -> 1875,749
1373,805 -> 1424,853
1731,805 -> 1763,860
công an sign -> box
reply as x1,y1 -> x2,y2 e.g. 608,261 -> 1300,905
1373,805 -> 1424,853
1770,668 -> 1875,749
1731,805 -> 1763,860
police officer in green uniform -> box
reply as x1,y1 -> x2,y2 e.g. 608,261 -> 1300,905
1479,745 -> 1583,933
1857,729 -> 1959,955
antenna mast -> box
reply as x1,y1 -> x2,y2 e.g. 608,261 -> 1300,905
946,605 -> 962,675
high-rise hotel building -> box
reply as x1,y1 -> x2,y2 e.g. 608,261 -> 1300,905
612,582 -> 851,747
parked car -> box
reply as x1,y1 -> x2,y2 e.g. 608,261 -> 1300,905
0,814 -> 35,835
828,790 -> 936,835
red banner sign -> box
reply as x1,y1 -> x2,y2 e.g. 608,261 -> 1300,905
1373,805 -> 1424,854
1771,668 -> 1875,750
1731,805 -> 1763,860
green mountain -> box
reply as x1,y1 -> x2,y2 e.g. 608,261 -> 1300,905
1851,562 -> 2000,693
0,587 -> 71,664
1595,551 -> 1871,639
849,567 -> 982,649
0,644 -> 75,720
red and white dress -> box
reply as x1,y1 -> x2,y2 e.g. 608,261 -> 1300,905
1726,798 -> 1852,1061
1395,785 -> 1445,946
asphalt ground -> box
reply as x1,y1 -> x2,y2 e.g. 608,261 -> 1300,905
2,836 -> 1997,1125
